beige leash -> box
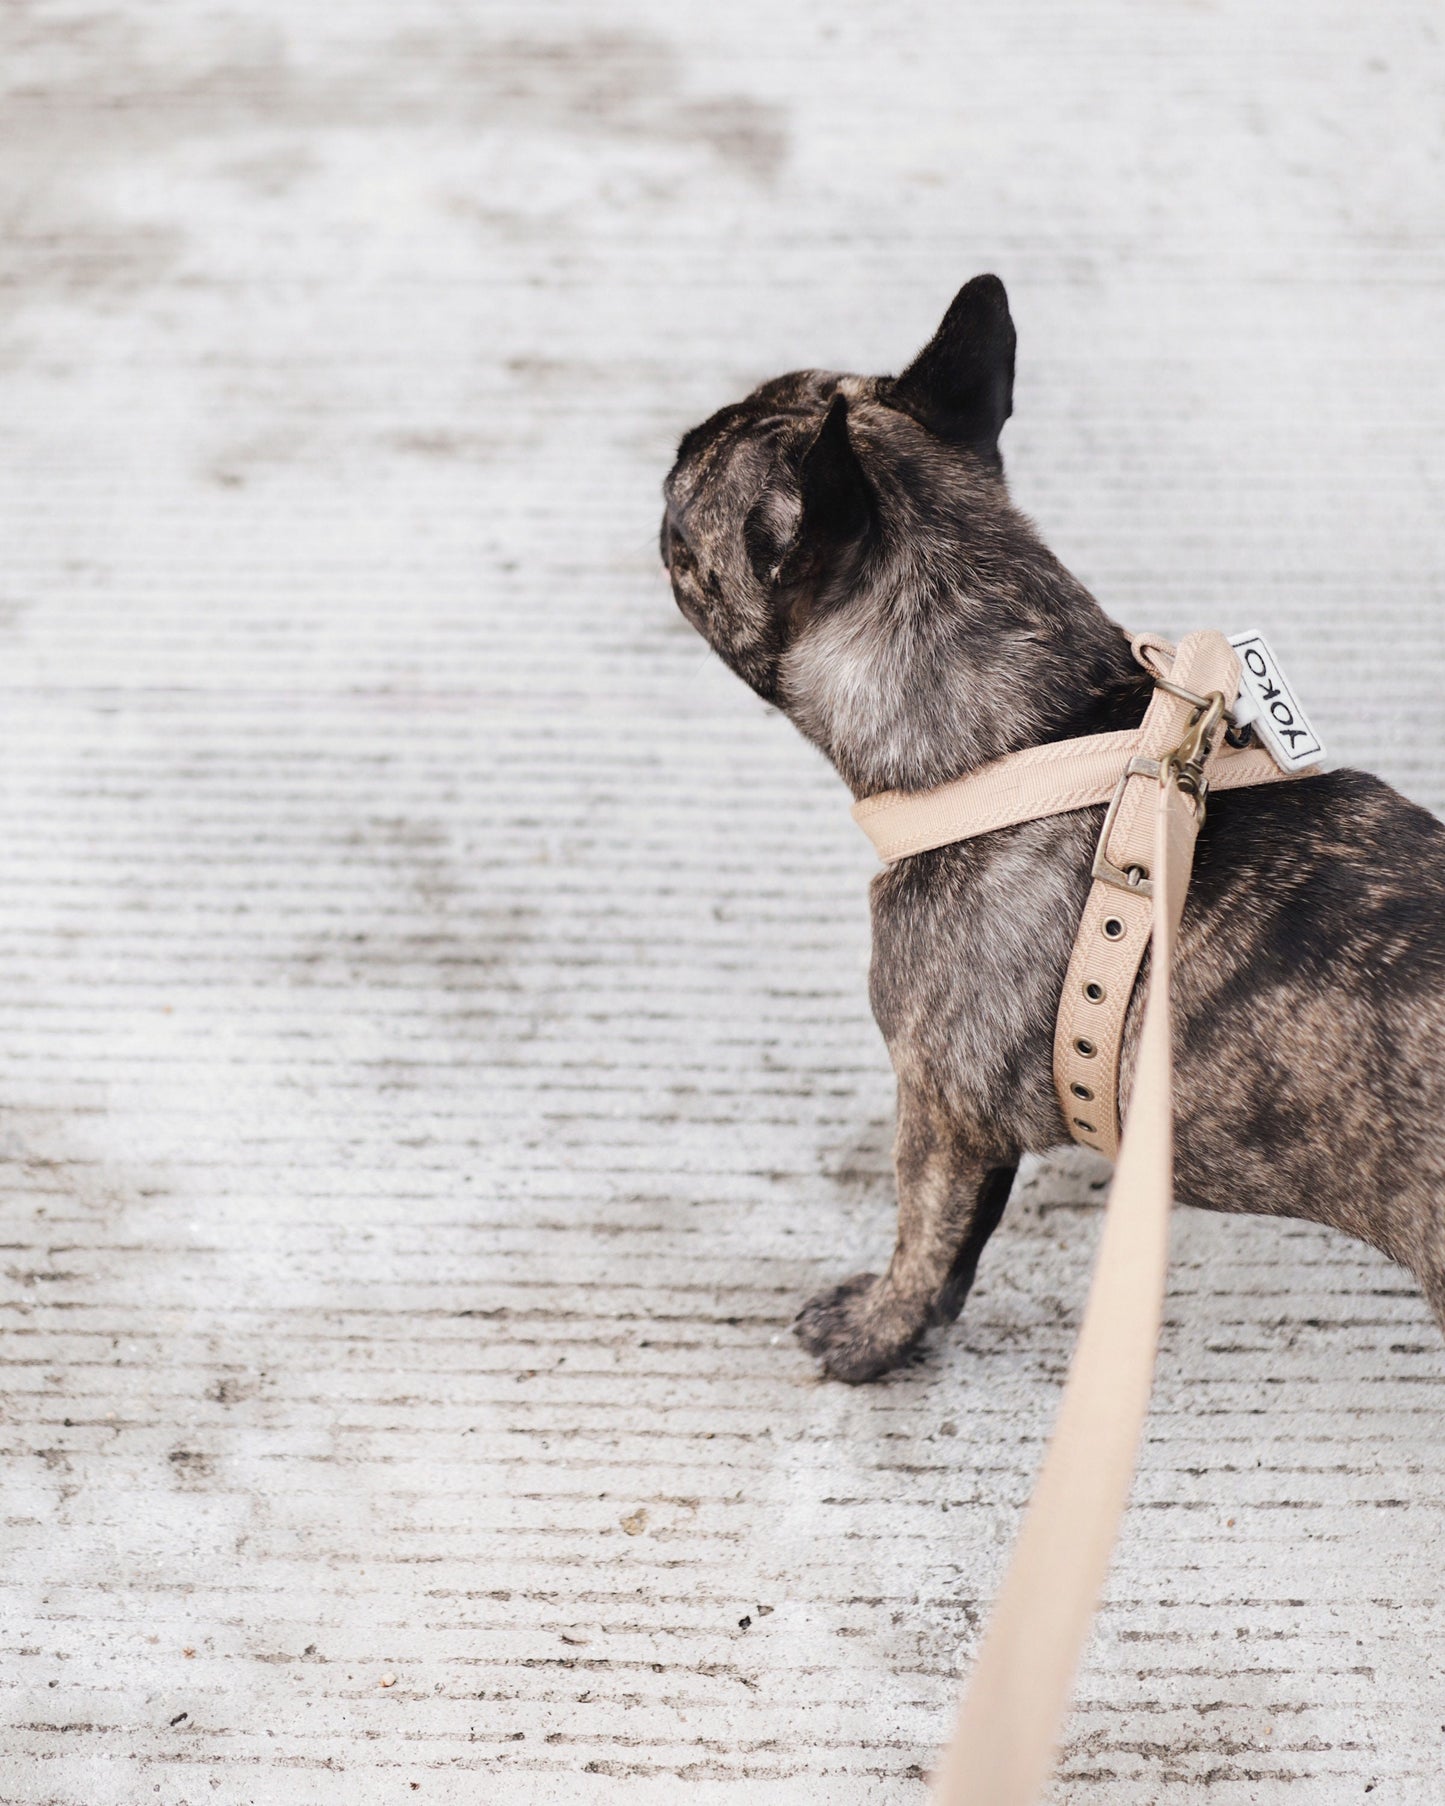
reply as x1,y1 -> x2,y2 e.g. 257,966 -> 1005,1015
933,762 -> 1192,1805
849,632 -> 1315,1804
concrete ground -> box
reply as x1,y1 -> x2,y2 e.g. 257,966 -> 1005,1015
2,3 -> 1444,1801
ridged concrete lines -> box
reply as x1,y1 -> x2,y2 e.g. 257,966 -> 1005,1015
2,0 -> 1443,1800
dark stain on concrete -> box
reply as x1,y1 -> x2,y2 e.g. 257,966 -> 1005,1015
382,28 -> 790,182
167,1446 -> 217,1487
0,15 -> 787,325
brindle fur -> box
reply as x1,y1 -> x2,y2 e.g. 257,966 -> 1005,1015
661,275 -> 1445,1383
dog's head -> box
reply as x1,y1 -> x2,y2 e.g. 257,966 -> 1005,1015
660,275 -> 1015,707
661,275 -> 1134,794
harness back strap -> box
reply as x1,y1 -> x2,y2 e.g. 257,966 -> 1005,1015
1053,631 -> 1243,1158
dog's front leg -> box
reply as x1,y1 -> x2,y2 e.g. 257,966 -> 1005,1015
794,1085 -> 1016,1383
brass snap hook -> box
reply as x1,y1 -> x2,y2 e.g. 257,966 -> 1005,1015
1161,691 -> 1227,815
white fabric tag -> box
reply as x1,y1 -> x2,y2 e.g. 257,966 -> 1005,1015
1227,630 -> 1325,772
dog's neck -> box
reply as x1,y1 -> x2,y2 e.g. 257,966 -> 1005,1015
781,556 -> 1150,800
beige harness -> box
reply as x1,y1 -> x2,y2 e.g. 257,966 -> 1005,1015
851,630 -> 1316,1805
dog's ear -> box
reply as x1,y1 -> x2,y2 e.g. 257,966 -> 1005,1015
889,273 -> 1015,465
744,392 -> 874,589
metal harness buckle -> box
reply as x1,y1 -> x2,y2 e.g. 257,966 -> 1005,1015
1091,756 -> 1162,897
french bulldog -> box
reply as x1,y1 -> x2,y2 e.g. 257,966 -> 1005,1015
661,275 -> 1445,1382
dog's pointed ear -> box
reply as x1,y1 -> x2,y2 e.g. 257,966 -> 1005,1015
744,392 -> 874,588
889,273 -> 1015,464
794,391 -> 873,562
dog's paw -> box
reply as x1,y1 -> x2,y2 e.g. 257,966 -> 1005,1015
793,1272 -> 925,1384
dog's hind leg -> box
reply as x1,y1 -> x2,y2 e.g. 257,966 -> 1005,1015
794,1084 -> 1016,1383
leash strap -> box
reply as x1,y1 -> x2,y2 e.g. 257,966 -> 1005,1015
846,630 -> 1315,1802
930,764 -> 1192,1805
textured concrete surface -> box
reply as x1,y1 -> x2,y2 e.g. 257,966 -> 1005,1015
2,3 -> 1444,1801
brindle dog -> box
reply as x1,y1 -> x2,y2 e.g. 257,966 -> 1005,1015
661,275 -> 1445,1383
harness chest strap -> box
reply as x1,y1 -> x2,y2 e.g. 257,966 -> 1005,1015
848,630 -> 1316,1805
851,717 -> 1292,864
